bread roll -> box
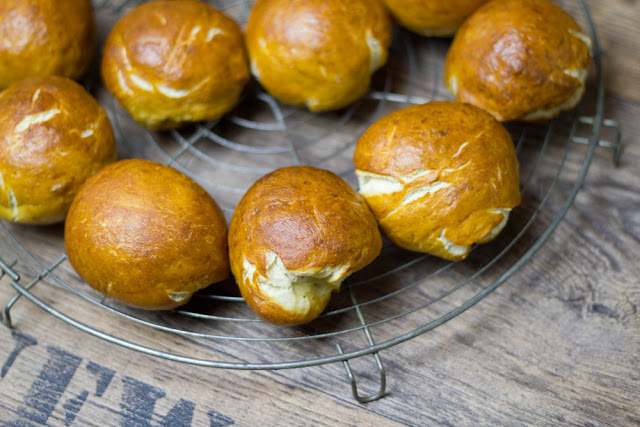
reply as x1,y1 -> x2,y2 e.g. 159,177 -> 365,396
381,0 -> 489,36
0,0 -> 95,89
101,0 -> 249,130
246,0 -> 392,112
354,101 -> 520,261
0,76 -> 116,224
65,159 -> 229,310
444,0 -> 592,122
229,166 -> 382,325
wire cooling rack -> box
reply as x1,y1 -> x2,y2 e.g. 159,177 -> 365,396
0,0 -> 623,402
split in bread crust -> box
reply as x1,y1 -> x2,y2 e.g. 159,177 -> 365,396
0,76 -> 116,224
101,0 -> 249,129
229,166 -> 382,325
354,101 -> 521,260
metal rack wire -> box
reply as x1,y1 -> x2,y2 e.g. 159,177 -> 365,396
0,0 -> 622,402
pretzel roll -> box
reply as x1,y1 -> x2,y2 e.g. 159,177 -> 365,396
381,0 -> 489,36
246,0 -> 392,112
354,101 -> 520,261
229,166 -> 382,325
65,159 -> 229,310
444,0 -> 592,122
101,0 -> 249,130
0,0 -> 95,89
0,76 -> 116,224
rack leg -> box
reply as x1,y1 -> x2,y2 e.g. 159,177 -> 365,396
575,117 -> 623,166
1,258 -> 20,329
336,344 -> 386,404
337,286 -> 387,403
1,255 -> 67,329
3,279 -> 42,329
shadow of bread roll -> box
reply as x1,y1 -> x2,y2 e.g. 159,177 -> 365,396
444,0 -> 592,122
0,0 -> 95,89
354,101 -> 520,261
380,0 -> 489,37
229,166 -> 382,325
246,0 -> 392,112
101,0 -> 249,130
65,159 -> 229,310
0,76 -> 116,224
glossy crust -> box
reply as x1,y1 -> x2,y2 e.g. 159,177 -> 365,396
353,101 -> 520,260
444,0 -> 592,122
0,0 -> 95,89
246,0 -> 392,112
229,166 -> 382,325
0,76 -> 116,224
101,0 -> 249,129
65,159 -> 229,310
381,0 -> 489,36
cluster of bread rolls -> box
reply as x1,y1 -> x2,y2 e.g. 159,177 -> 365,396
0,0 -> 107,225
0,0 -> 594,326
0,1 -> 238,309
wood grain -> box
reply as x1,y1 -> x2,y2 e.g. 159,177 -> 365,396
0,319 -> 403,425
557,0 -> 640,104
586,0 -> 640,104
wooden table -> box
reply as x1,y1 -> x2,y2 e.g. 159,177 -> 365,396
1,1 -> 638,425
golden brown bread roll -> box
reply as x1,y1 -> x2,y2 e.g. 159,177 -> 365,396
353,101 -> 520,261
0,76 -> 116,224
246,0 -> 392,112
380,0 -> 489,36
444,0 -> 592,122
0,0 -> 95,89
229,166 -> 382,325
65,159 -> 229,310
101,0 -> 249,130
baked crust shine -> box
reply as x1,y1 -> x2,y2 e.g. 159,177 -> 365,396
0,0 -> 95,89
381,0 -> 489,36
246,0 -> 392,112
101,0 -> 249,129
0,76 -> 116,224
65,159 -> 230,310
444,0 -> 592,122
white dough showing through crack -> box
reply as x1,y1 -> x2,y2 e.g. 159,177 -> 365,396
243,251 -> 347,316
